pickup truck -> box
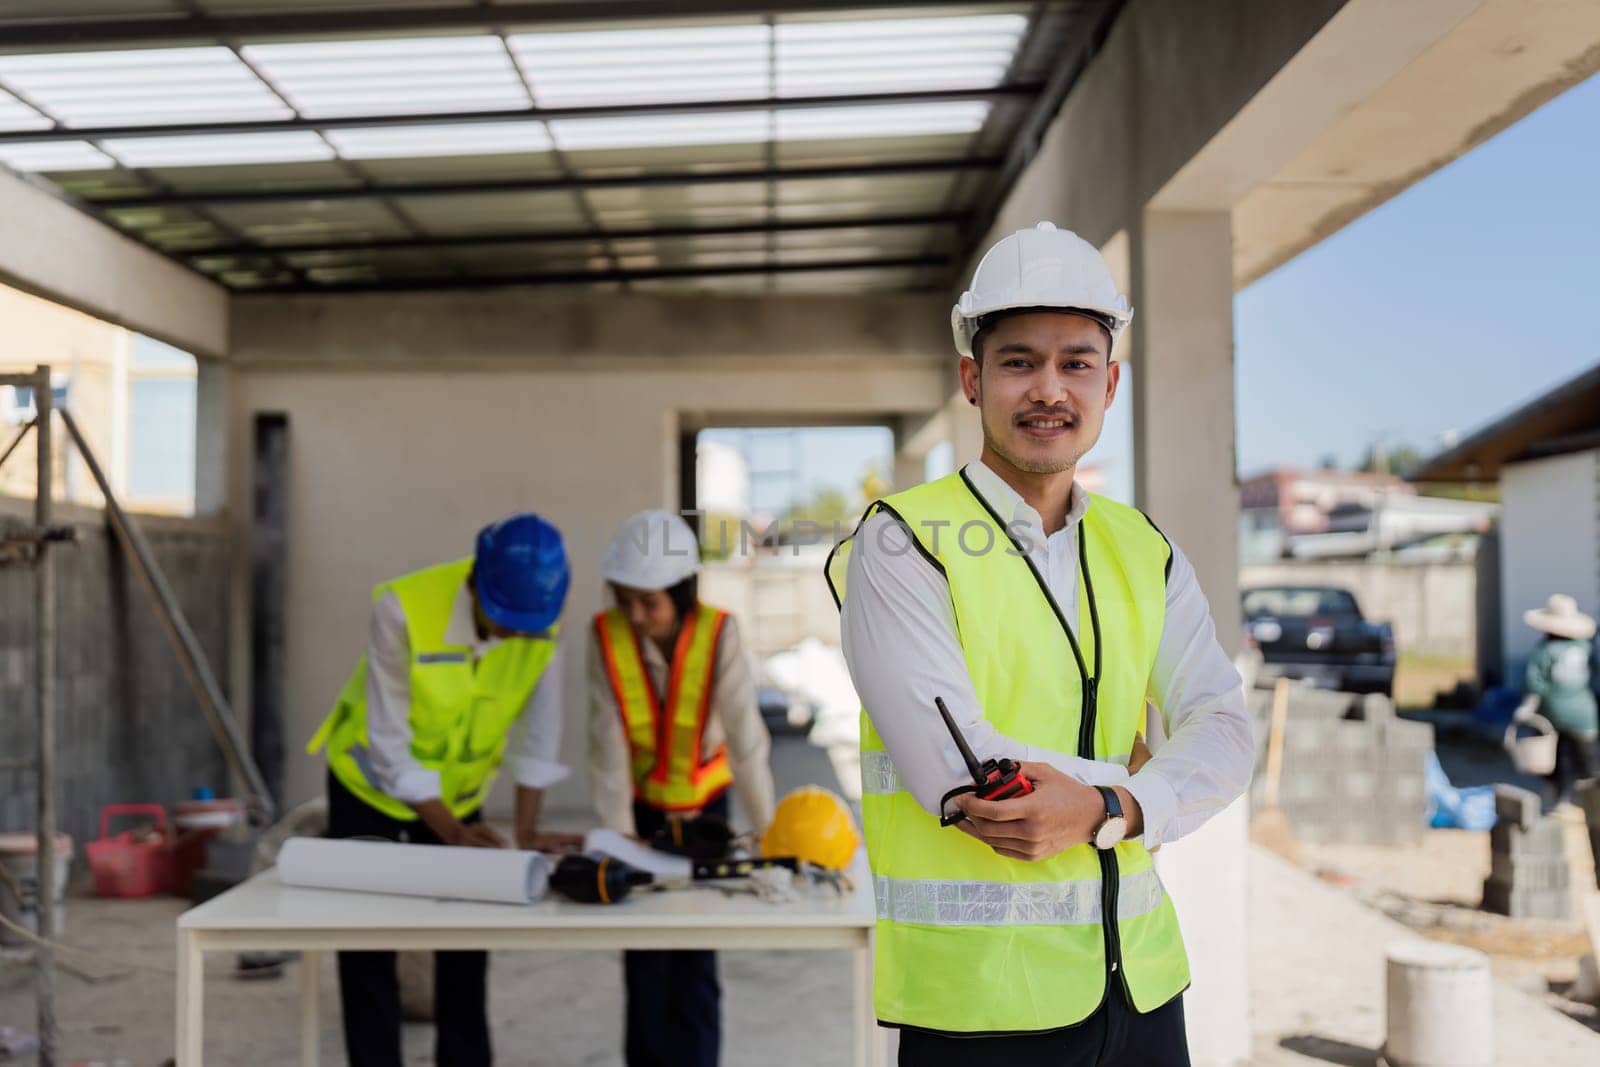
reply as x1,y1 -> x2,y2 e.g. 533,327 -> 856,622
1241,585 -> 1396,696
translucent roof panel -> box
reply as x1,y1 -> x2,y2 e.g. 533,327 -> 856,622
509,24 -> 768,108
327,121 -> 551,160
0,140 -> 116,171
775,14 -> 1027,96
243,36 -> 531,118
0,91 -> 51,133
550,112 -> 767,153
777,102 -> 989,142
102,131 -> 333,168
0,47 -> 289,128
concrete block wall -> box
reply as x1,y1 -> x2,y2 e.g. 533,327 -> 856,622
1251,687 -> 1433,846
0,494 -> 229,850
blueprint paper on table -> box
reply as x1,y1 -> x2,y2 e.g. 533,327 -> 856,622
277,837 -> 552,904
582,829 -> 693,882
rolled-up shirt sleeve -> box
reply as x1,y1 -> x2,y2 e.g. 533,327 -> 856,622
363,592 -> 443,804
839,512 -> 1128,820
513,646 -> 570,790
587,633 -> 639,837
1124,540 -> 1255,848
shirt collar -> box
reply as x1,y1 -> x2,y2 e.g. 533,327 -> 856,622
963,458 -> 1090,537
443,579 -> 500,656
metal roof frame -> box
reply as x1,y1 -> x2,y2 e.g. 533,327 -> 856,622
0,0 -> 1125,292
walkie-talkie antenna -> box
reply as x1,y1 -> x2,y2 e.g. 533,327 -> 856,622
934,696 -> 985,784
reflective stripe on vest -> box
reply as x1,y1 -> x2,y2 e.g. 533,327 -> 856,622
308,558 -> 557,822
826,471 -> 1189,1033
594,604 -> 733,811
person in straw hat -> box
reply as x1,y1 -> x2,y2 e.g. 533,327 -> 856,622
1522,594 -> 1597,804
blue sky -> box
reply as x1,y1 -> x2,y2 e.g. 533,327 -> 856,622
709,70 -> 1600,511
1234,69 -> 1600,475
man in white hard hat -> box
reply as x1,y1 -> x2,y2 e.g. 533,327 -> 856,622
588,507 -> 776,1067
827,222 -> 1254,1065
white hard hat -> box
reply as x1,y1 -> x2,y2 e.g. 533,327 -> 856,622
601,508 -> 701,590
951,221 -> 1133,357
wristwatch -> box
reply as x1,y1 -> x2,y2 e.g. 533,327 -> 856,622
1093,786 -> 1127,850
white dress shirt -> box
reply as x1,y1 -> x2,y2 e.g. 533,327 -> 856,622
363,581 -> 568,805
839,460 -> 1253,848
588,611 -> 777,837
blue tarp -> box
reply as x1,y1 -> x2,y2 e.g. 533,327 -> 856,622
1424,750 -> 1497,830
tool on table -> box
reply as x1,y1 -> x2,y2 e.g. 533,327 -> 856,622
549,854 -> 652,904
935,696 -> 1033,827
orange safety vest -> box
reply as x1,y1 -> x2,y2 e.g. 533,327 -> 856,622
594,603 -> 734,811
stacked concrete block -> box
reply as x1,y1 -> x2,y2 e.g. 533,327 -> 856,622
1249,685 -> 1433,847
1481,785 -> 1570,919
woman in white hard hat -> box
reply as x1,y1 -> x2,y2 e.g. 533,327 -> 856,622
1522,594 -> 1598,804
588,508 -> 776,1067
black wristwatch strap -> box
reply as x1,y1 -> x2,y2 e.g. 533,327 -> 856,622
1095,785 -> 1122,819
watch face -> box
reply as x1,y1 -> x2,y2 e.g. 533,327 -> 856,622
1095,816 -> 1127,850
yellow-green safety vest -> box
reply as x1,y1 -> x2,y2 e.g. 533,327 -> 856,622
594,604 -> 733,811
825,470 -> 1189,1034
308,558 -> 557,822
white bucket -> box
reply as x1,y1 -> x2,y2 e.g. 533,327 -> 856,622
0,832 -> 72,946
1503,710 -> 1559,777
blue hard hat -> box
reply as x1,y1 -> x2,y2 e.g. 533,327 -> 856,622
473,513 -> 570,634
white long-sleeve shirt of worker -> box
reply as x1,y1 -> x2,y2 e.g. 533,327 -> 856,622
588,612 -> 777,839
839,459 -> 1254,848
363,583 -> 568,804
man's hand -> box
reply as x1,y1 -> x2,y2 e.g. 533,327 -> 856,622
952,761 -> 1105,861
516,830 -> 584,854
456,822 -> 508,849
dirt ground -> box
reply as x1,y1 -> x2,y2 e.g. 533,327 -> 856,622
1295,725 -> 1600,1035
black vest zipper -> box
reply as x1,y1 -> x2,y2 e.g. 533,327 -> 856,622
955,470 -> 1130,1003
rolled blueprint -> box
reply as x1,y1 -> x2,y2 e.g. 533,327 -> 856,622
277,837 -> 551,904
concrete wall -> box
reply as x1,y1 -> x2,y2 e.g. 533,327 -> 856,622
1499,449 -> 1600,681
226,289 -> 950,813
1240,558 -> 1478,660
0,495 -> 229,849
0,168 -> 226,360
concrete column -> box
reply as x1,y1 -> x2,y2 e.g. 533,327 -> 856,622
1131,209 -> 1249,1066
195,358 -> 229,517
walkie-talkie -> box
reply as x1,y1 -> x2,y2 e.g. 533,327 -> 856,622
935,696 -> 1034,827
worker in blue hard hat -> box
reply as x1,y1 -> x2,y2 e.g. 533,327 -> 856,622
308,512 -> 579,1067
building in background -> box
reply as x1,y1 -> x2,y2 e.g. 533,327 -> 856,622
1412,360 -> 1600,687
1240,466 -> 1495,563
0,283 -> 195,514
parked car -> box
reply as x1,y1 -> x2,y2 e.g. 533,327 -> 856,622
1241,585 -> 1396,696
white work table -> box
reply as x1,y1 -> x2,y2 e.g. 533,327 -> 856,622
176,860 -> 879,1066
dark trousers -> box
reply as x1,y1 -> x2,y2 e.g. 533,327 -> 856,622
897,992 -> 1190,1067
326,770 -> 492,1067
624,795 -> 728,1067
1551,731 -> 1599,804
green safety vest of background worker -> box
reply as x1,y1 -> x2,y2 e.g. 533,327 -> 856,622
827,222 -> 1255,1067
307,512 -> 577,1067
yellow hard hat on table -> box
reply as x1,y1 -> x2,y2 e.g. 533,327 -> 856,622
760,786 -> 860,871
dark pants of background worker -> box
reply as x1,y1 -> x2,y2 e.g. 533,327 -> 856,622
326,769 -> 492,1067
897,992 -> 1189,1067
624,793 -> 729,1067
1550,730 -> 1599,804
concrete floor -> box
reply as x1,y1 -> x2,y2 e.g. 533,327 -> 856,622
3,736 -> 1598,1065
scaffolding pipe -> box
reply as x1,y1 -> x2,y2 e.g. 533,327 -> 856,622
0,417 -> 34,473
33,367 -> 57,1067
57,408 -> 275,826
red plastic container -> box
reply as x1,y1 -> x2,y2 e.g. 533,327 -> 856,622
85,804 -> 171,899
